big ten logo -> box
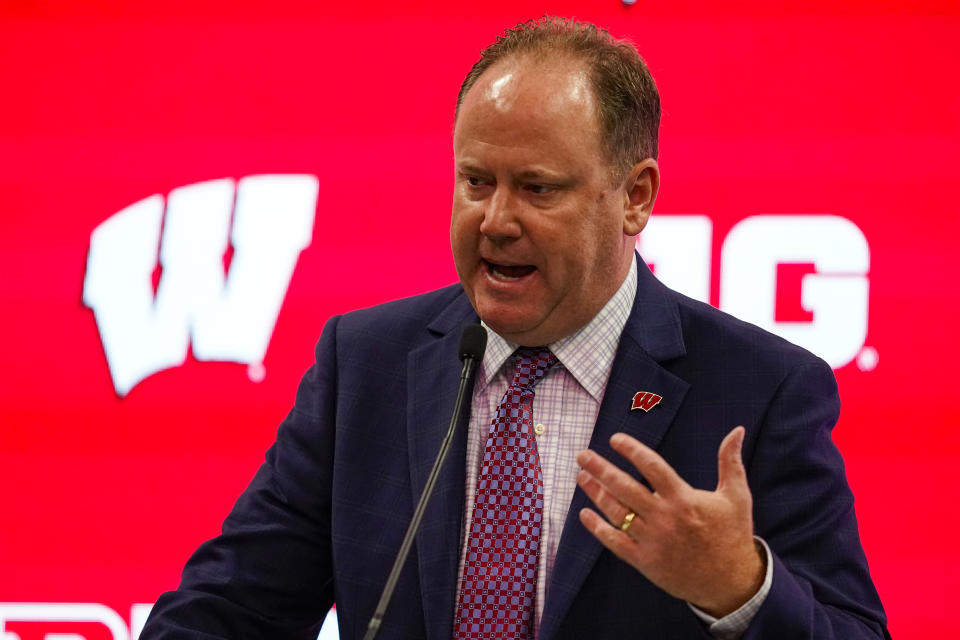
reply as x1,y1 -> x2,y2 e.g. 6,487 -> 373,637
82,175 -> 319,397
0,603 -> 152,640
637,215 -> 873,370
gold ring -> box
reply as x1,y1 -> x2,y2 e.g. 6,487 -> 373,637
619,511 -> 636,532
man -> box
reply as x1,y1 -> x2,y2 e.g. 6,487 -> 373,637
142,17 -> 889,639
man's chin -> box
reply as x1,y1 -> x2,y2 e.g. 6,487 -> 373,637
478,313 -> 535,341
476,311 -> 554,346
470,291 -> 562,344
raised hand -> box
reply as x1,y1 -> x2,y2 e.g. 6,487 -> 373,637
576,427 -> 766,618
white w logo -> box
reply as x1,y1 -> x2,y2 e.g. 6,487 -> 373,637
82,175 -> 319,397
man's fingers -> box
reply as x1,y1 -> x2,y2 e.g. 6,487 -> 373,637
578,507 -> 641,562
577,449 -> 654,512
716,426 -> 747,494
577,468 -> 648,531
609,433 -> 686,498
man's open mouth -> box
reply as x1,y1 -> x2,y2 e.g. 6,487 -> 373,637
484,259 -> 537,281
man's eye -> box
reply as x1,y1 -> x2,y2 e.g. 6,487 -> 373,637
526,184 -> 553,195
465,176 -> 488,187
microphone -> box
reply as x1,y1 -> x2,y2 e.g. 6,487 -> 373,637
362,324 -> 488,640
458,323 -> 488,364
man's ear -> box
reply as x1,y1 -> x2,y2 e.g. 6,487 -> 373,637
622,158 -> 660,237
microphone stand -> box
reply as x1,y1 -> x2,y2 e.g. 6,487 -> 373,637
361,325 -> 486,640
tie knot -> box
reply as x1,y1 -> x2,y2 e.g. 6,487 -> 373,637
511,347 -> 557,391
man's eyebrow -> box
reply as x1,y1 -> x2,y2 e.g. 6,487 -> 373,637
514,169 -> 565,182
455,162 -> 490,175
455,163 -> 571,183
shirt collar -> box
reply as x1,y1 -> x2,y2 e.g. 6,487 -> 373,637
477,257 -> 637,402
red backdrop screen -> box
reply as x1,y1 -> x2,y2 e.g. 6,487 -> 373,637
1,2 -> 957,638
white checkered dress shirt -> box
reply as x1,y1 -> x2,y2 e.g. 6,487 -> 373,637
455,257 -> 772,638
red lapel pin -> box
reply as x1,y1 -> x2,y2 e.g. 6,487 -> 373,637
631,391 -> 663,412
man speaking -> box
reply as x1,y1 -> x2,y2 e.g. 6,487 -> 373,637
141,17 -> 889,639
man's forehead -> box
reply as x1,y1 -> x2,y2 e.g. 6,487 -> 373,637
484,69 -> 518,112
462,55 -> 594,117
453,55 -> 612,173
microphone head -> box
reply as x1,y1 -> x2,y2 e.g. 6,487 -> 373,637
459,324 -> 488,362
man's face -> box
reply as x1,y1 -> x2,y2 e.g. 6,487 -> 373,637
451,57 -> 650,346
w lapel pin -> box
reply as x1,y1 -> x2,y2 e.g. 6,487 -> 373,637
631,391 -> 663,412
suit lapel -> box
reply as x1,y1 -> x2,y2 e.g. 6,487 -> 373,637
406,293 -> 478,640
539,257 -> 691,640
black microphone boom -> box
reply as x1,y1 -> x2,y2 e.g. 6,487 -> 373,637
362,323 -> 487,640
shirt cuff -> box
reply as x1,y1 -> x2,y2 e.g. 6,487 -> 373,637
687,537 -> 773,640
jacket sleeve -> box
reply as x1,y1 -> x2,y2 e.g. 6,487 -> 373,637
742,357 -> 890,639
139,315 -> 342,640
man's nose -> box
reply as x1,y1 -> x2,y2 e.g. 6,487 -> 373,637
479,187 -> 522,239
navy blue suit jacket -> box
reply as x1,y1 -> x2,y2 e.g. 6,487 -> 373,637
142,258 -> 889,639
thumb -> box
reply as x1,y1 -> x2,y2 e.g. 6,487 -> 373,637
716,426 -> 748,495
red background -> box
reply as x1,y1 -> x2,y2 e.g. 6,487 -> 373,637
1,1 -> 957,637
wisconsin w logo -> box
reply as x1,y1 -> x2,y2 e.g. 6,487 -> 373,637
82,175 -> 319,397
631,391 -> 663,412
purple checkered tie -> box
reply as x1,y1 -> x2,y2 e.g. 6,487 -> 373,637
454,347 -> 558,640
